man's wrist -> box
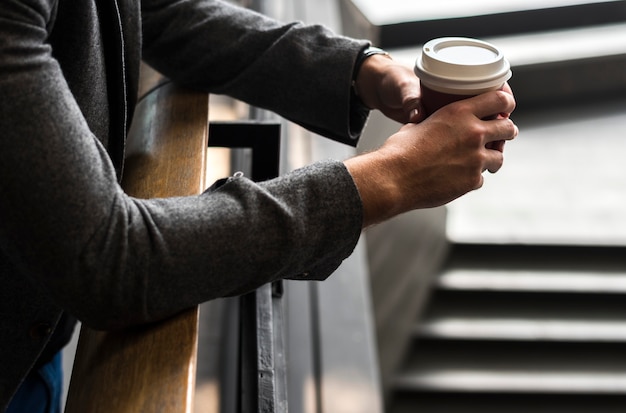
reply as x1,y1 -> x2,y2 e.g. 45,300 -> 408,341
352,47 -> 392,109
352,46 -> 390,83
344,150 -> 401,228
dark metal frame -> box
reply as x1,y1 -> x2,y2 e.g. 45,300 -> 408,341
208,121 -> 286,413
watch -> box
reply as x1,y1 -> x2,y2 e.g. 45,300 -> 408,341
352,46 -> 390,82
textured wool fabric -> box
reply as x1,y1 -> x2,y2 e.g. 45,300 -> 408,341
0,0 -> 369,408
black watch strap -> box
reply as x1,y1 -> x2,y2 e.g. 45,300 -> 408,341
352,46 -> 390,81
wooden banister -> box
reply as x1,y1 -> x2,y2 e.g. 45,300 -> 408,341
64,65 -> 209,413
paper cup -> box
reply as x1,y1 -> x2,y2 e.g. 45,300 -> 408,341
414,37 -> 512,116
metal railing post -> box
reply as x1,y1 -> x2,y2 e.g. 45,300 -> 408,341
207,121 -> 286,413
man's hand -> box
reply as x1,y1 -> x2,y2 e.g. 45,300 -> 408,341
353,54 -> 424,124
344,89 -> 518,228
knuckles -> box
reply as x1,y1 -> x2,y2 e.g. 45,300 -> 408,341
494,90 -> 516,113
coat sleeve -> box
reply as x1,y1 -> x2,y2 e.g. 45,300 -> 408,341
0,0 -> 363,330
141,0 -> 371,145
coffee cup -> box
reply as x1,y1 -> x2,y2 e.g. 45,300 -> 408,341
414,37 -> 512,117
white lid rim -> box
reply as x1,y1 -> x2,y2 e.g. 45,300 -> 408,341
414,63 -> 512,86
414,36 -> 511,90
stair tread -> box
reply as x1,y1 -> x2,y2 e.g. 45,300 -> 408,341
418,317 -> 626,341
343,0 -> 626,48
389,22 -> 626,68
439,269 -> 626,293
348,0 -> 623,26
394,369 -> 626,394
389,392 -> 626,413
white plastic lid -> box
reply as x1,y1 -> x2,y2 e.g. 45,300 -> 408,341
415,37 -> 512,94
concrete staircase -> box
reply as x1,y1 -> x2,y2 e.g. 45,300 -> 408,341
340,1 -> 626,411
390,244 -> 626,412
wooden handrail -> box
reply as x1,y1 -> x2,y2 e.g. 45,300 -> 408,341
64,65 -> 209,413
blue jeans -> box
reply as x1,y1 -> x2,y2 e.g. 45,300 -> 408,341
6,352 -> 63,413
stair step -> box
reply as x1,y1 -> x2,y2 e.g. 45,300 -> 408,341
418,317 -> 626,342
394,370 -> 626,394
397,339 -> 626,392
439,270 -> 626,294
418,288 -> 626,341
389,22 -> 626,67
388,392 -> 626,413
439,244 -> 626,294
341,0 -> 626,48
443,245 -> 626,272
403,340 -> 626,371
425,289 -> 626,316
388,23 -> 626,106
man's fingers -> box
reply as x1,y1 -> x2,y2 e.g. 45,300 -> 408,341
487,117 -> 518,143
494,118 -> 518,143
483,110 -> 518,174
406,99 -> 425,123
486,140 -> 506,153
486,151 -> 505,174
473,90 -> 516,120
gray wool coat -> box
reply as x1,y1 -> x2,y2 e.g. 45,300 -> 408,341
0,0 -> 370,408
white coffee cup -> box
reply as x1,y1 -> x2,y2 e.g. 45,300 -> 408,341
414,37 -> 512,116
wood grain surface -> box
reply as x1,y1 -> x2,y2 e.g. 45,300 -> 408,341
64,66 -> 208,413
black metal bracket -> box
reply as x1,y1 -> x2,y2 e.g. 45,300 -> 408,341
208,121 -> 287,413
208,121 -> 280,182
